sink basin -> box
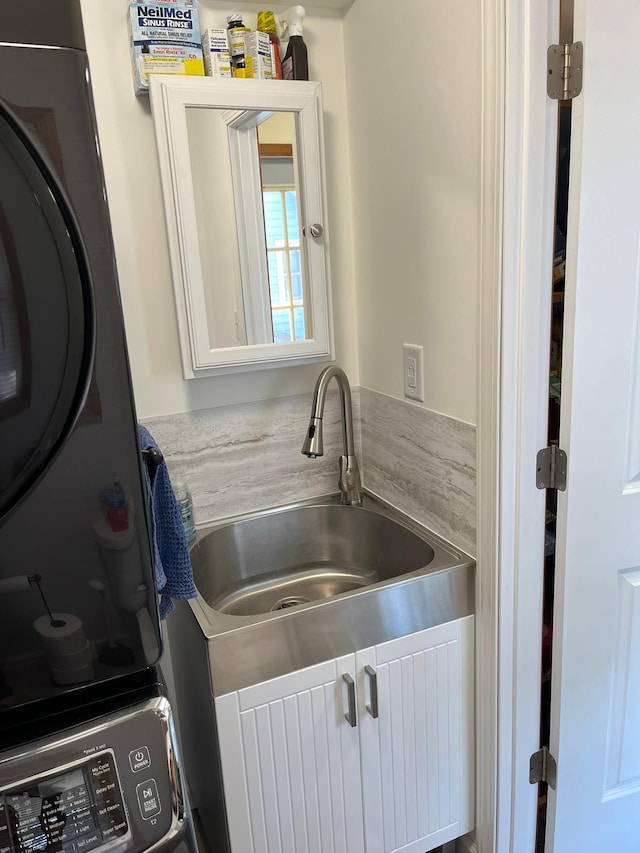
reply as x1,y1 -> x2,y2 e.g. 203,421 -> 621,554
191,496 -> 456,616
174,492 -> 474,697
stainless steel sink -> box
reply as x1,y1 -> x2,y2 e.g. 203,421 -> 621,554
191,500 -> 441,616
168,493 -> 475,853
178,493 -> 474,697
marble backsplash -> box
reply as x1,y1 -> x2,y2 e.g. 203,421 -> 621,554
143,389 -> 362,526
359,387 -> 476,555
143,386 -> 476,556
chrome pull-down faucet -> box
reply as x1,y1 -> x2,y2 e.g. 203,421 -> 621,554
301,366 -> 362,506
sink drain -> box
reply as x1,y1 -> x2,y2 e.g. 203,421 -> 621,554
271,595 -> 310,611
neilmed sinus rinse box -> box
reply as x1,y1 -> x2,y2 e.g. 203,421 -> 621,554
128,3 -> 204,96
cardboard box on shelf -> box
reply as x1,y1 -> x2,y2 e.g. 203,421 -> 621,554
243,31 -> 273,79
202,28 -> 231,78
128,2 -> 204,96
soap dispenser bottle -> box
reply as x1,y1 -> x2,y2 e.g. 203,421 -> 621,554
174,482 -> 196,545
280,5 -> 308,80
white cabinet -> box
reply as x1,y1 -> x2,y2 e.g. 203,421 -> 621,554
215,616 -> 474,853
216,653 -> 365,853
357,617 -> 474,853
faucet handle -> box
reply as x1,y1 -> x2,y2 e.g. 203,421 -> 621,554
338,455 -> 362,506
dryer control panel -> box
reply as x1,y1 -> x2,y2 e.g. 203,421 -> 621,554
0,696 -> 187,853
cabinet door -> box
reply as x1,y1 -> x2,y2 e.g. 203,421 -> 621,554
215,654 -> 365,853
357,616 -> 474,853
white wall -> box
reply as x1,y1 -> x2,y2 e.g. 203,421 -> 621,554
80,0 -> 481,426
80,1 -> 357,419
344,0 -> 480,425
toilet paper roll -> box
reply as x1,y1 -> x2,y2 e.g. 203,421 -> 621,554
33,613 -> 88,657
48,641 -> 95,671
50,661 -> 95,686
0,576 -> 32,594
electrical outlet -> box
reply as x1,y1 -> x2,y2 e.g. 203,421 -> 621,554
403,343 -> 424,401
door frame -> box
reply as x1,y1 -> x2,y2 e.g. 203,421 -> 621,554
477,1 -> 560,851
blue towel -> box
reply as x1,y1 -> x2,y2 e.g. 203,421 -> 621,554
138,424 -> 197,618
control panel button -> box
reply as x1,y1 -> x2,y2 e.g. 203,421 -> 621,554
72,830 -> 102,851
128,746 -> 151,773
135,779 -> 161,820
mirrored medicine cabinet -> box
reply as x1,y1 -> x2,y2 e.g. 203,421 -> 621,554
149,76 -> 334,377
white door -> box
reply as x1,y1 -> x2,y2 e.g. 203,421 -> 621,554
215,654 -> 365,853
357,617 -> 474,853
547,0 -> 640,848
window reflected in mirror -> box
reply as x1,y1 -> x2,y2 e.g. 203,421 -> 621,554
258,113 -> 307,344
185,106 -> 311,351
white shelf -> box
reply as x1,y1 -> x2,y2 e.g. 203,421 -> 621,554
200,0 -> 355,15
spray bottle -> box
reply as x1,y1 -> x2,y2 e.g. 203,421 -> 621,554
280,5 -> 308,81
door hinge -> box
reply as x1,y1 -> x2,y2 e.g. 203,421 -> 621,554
547,42 -> 583,100
536,446 -> 567,491
530,746 -> 557,789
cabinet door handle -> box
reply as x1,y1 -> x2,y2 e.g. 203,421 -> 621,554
342,673 -> 357,727
365,665 -> 379,719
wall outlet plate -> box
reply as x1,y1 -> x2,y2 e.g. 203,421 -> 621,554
403,343 -> 424,401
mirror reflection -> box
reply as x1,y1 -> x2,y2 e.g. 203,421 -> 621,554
259,114 -> 308,344
150,76 -> 332,376
186,108 -> 309,350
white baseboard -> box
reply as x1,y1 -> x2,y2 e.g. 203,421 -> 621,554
455,833 -> 478,853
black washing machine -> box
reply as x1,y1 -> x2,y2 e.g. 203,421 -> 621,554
0,670 -> 197,852
0,2 -> 197,849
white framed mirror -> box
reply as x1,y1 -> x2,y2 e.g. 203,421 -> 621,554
149,76 -> 334,377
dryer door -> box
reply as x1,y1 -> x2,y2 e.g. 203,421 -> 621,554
0,102 -> 94,522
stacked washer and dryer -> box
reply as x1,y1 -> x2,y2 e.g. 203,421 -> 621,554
0,3 -> 198,851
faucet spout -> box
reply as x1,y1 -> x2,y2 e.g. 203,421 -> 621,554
301,366 -> 362,505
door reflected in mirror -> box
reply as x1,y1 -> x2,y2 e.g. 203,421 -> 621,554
150,77 -> 333,376
186,108 -> 310,350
